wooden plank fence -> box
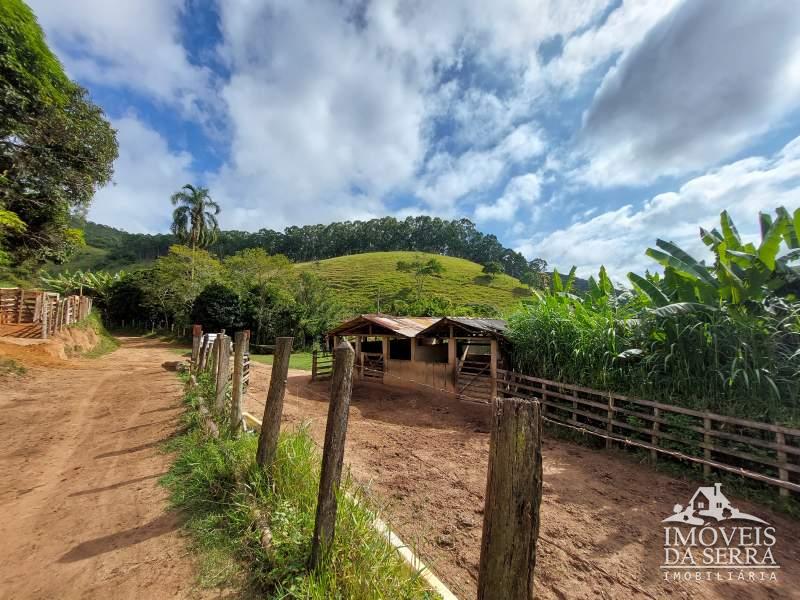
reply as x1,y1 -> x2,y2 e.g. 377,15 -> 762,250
311,350 -> 334,381
497,369 -> 800,496
0,288 -> 91,339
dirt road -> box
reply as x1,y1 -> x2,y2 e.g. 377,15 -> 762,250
244,362 -> 800,600
0,338 -> 204,600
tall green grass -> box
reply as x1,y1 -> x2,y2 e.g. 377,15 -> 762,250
163,373 -> 436,598
508,296 -> 800,424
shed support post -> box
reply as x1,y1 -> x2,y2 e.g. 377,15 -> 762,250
410,336 -> 416,362
447,326 -> 456,392
490,338 -> 498,401
382,337 -> 389,374
355,336 -> 362,379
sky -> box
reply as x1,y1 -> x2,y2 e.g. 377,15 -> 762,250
28,0 -> 800,280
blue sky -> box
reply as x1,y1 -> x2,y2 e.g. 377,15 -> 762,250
28,0 -> 800,279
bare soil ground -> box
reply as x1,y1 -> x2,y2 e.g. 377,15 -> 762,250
244,362 -> 800,600
0,338 -> 211,600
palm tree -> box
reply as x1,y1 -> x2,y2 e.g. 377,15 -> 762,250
170,184 -> 220,281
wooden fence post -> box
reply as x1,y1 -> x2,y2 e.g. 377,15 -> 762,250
478,397 -> 543,600
40,296 -> 49,340
776,432 -> 789,498
256,337 -> 294,469
191,324 -> 202,370
230,330 -> 250,436
606,395 -> 614,449
215,332 -> 230,413
208,334 -> 221,378
703,413 -> 712,477
311,350 -> 318,382
197,335 -> 209,371
310,339 -> 355,570
651,407 -> 660,464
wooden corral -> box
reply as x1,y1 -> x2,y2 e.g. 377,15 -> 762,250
0,288 -> 91,339
322,314 -> 509,403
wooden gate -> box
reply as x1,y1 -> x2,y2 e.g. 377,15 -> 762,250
361,352 -> 385,381
456,358 -> 493,402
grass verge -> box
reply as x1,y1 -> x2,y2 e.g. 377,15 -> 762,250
250,352 -> 314,371
163,372 -> 437,598
74,312 -> 120,358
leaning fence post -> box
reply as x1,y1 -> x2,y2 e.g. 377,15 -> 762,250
309,340 -> 355,570
215,332 -> 230,414
256,337 -> 294,469
230,330 -> 250,436
191,324 -> 202,370
198,335 -> 209,371
478,397 -> 543,600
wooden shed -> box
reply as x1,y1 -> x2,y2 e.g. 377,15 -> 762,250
324,314 -> 509,403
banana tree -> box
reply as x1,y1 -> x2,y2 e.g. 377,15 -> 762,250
630,207 -> 800,306
41,270 -> 126,302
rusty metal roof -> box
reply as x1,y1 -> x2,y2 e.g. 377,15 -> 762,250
328,314 -> 441,338
415,316 -> 508,338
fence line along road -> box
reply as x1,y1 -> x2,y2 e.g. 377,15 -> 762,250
497,369 -> 800,496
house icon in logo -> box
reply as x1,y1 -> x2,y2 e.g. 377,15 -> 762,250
663,483 -> 768,525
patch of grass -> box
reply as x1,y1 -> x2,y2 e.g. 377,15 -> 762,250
74,312 -> 120,358
0,357 -> 26,376
164,373 -> 436,598
250,352 -> 314,371
296,251 -> 531,312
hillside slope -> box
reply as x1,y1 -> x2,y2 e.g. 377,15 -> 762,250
296,251 -> 533,312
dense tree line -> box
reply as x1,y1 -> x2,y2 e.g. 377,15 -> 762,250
103,246 -> 340,348
81,216 -> 547,281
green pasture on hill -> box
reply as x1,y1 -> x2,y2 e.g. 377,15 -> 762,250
296,251 -> 532,312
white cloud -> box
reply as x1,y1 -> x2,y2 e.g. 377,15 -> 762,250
521,136 -> 800,280
87,116 -> 194,233
27,0 -> 215,119
417,123 -> 545,213
544,0 -> 681,92
209,0 -> 613,226
577,1 -> 800,187
475,173 -> 541,223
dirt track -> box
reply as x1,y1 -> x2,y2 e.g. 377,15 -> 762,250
244,362 -> 800,600
0,338 -> 206,600
2,336 -> 798,600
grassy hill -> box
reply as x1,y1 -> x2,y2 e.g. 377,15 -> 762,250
296,251 -> 533,313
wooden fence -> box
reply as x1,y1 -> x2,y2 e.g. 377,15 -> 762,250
311,350 -> 334,381
497,369 -> 800,496
0,288 -> 91,339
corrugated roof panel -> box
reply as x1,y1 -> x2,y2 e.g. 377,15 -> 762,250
329,314 -> 440,337
446,317 -> 507,334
